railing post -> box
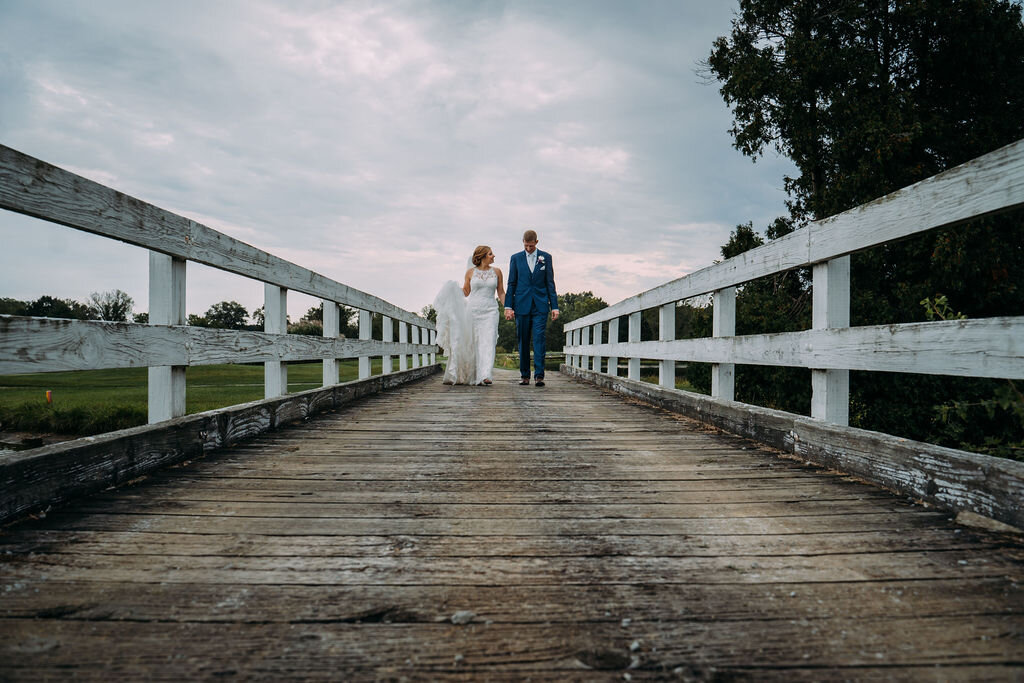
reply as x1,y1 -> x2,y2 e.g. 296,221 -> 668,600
322,301 -> 339,386
607,317 -> 619,377
712,288 -> 735,400
592,322 -> 603,374
412,326 -> 421,368
628,312 -> 641,380
421,328 -> 429,367
580,325 -> 590,370
431,329 -> 437,364
399,322 -> 409,370
565,330 -> 572,367
812,256 -> 850,424
264,284 -> 288,398
659,302 -> 675,389
382,315 -> 392,375
148,252 -> 186,423
358,310 -> 371,379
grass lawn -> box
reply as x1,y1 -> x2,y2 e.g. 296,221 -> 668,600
1,354 -> 700,440
0,359 -> 397,437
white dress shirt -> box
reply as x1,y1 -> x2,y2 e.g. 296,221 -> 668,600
526,250 -> 537,272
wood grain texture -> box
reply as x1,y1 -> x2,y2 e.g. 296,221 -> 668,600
565,315 -> 1024,379
1,368 -> 1021,680
0,365 -> 440,524
562,364 -> 1024,530
0,315 -> 434,375
0,144 -> 432,328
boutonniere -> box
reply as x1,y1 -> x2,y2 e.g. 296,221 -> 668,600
538,255 -> 545,262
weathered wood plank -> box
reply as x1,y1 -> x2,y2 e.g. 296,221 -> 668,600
0,144 -> 433,328
566,315 -> 1024,379
0,527 -> 992,557
67,499 -> 911,520
0,617 -> 1020,676
0,315 -> 433,374
1,579 -> 1017,622
5,549 -> 1019,586
562,364 -> 1024,529
9,510 -> 958,536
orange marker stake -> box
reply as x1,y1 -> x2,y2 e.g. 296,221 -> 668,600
46,390 -> 52,405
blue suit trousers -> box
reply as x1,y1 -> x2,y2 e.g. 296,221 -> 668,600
516,312 -> 547,379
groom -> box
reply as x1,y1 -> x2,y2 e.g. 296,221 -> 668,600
504,229 -> 559,386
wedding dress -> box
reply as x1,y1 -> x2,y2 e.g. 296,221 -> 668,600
433,268 -> 499,385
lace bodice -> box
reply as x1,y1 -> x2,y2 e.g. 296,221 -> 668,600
467,268 -> 498,312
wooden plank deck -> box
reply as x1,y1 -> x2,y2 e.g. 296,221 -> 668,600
1,368 -> 1022,680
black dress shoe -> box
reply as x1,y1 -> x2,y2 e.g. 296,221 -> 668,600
519,378 -> 530,385
535,379 -> 545,387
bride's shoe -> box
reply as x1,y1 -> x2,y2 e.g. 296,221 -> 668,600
482,379 -> 492,385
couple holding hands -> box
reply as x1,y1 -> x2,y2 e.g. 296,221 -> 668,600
433,229 -> 559,387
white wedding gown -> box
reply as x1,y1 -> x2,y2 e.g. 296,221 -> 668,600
433,268 -> 499,385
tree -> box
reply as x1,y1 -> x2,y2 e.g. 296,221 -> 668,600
133,312 -> 149,323
0,298 -> 27,315
204,301 -> 249,329
708,0 -> 1024,221
706,0 -> 1024,451
546,292 -> 608,352
88,289 -> 134,322
421,305 -> 437,324
289,304 -> 325,336
23,295 -> 94,320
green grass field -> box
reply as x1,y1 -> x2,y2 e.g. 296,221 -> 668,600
0,359 -> 389,437
1,354 -> 700,440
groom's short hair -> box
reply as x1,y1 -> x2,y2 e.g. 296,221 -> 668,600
523,229 -> 538,242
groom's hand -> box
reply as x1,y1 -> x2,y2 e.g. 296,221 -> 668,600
505,309 -> 515,321
551,310 -> 560,321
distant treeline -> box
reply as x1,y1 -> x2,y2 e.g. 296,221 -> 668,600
0,292 -> 360,336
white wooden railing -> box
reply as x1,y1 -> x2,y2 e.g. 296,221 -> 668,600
0,144 -> 437,423
565,138 -> 1024,426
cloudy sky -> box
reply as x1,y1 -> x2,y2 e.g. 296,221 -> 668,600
0,0 -> 795,321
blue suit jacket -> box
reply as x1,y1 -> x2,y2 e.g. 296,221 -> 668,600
505,249 -> 559,315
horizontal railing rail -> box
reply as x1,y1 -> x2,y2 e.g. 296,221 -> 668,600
0,144 -> 437,423
565,137 -> 1024,425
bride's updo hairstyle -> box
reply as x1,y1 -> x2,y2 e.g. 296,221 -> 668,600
471,245 -> 491,267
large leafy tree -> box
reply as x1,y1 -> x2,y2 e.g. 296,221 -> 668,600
88,289 -> 134,322
709,0 -> 1024,222
707,0 -> 1024,452
204,301 -> 249,330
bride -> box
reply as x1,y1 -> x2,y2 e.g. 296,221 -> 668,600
433,245 -> 506,385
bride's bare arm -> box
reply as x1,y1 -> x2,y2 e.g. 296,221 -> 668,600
495,268 -> 506,302
462,269 -> 473,296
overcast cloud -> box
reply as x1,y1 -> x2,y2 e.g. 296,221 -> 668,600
0,0 -> 796,320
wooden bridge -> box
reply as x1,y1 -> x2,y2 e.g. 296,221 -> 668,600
1,142 -> 1023,679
